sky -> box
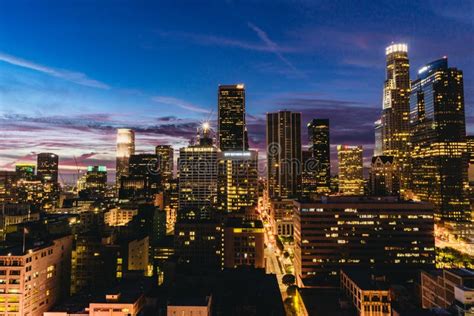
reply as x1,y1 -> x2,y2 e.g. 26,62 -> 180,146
0,0 -> 473,183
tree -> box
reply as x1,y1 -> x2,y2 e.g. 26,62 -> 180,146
282,274 -> 295,286
286,285 -> 298,297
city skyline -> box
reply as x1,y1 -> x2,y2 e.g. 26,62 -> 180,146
0,1 -> 473,182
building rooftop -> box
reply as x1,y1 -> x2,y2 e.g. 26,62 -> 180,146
168,294 -> 211,307
342,269 -> 390,291
296,195 -> 432,206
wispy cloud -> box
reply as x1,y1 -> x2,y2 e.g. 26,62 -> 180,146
0,52 -> 110,89
152,96 -> 211,114
247,22 -> 304,77
155,30 -> 297,53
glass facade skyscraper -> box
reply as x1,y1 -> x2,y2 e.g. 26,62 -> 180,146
410,57 -> 470,222
381,43 -> 411,193
218,84 -> 248,151
307,119 -> 331,194
266,111 -> 302,199
337,145 -> 364,196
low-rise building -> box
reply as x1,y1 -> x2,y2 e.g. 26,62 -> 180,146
340,269 -> 391,316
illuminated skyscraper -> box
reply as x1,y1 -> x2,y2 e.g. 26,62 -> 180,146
381,43 -> 410,192
178,124 -> 218,212
155,145 -> 174,186
307,119 -> 331,194
37,153 -> 58,183
217,150 -> 258,212
37,153 -> 59,210
116,128 -> 135,188
410,57 -> 469,222
337,145 -> 364,195
267,111 -> 302,199
119,153 -> 161,200
218,84 -> 248,151
79,166 -> 107,200
374,119 -> 383,156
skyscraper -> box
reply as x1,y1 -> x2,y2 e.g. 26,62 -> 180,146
217,150 -> 258,212
337,145 -> 364,195
37,153 -> 59,210
37,153 -> 59,183
410,57 -> 470,222
267,111 -> 302,199
381,43 -> 410,192
155,145 -> 174,186
307,119 -> 331,194
178,124 -> 218,212
119,153 -> 162,200
218,84 -> 247,151
374,119 -> 383,156
116,128 -> 135,188
79,166 -> 107,200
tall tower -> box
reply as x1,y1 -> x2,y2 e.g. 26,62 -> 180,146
178,123 -> 218,214
267,111 -> 302,199
337,145 -> 364,196
307,119 -> 331,194
381,43 -> 410,192
155,145 -> 174,187
37,153 -> 59,183
217,150 -> 258,212
116,128 -> 135,188
218,84 -> 247,151
410,57 -> 469,222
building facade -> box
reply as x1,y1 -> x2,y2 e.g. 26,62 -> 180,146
218,84 -> 247,151
0,235 -> 72,315
369,156 -> 399,196
116,128 -> 135,189
381,43 -> 411,193
267,111 -> 302,199
293,197 -> 435,287
178,128 -> 218,212
223,218 -> 265,269
307,119 -> 331,194
217,150 -> 258,213
410,57 -> 470,222
337,145 -> 364,196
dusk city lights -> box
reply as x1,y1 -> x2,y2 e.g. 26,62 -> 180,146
0,1 -> 473,315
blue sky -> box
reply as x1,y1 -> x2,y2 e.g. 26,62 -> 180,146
0,0 -> 473,181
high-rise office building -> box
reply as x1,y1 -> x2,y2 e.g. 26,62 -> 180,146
155,145 -> 174,186
79,166 -> 107,200
301,150 -> 317,197
37,153 -> 59,183
369,156 -> 399,196
374,119 -> 383,156
119,153 -> 162,200
267,111 -> 302,199
217,150 -> 258,212
178,124 -> 218,212
15,163 -> 35,181
37,153 -> 59,211
307,119 -> 331,194
116,128 -> 135,188
410,57 -> 470,222
381,43 -> 410,192
293,196 -> 435,287
0,171 -> 18,203
218,84 -> 247,151
337,145 -> 364,195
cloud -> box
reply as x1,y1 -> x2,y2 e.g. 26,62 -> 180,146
155,29 -> 297,53
247,22 -> 304,77
152,96 -> 211,114
0,52 -> 110,89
